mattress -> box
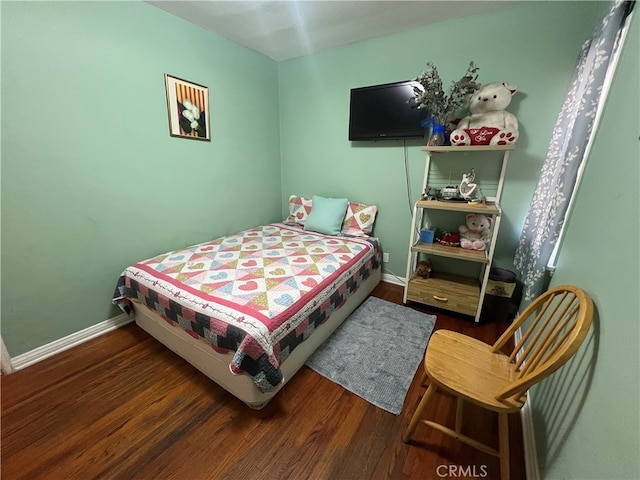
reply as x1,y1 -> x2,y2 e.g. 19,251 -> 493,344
114,222 -> 381,399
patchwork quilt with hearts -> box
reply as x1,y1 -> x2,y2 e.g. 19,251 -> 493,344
113,222 -> 380,392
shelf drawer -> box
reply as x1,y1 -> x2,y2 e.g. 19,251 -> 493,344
406,273 -> 480,316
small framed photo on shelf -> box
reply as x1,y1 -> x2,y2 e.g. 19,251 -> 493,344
164,74 -> 210,141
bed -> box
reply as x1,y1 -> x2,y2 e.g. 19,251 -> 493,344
113,196 -> 381,408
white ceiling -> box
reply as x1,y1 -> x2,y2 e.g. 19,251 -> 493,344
147,1 -> 515,61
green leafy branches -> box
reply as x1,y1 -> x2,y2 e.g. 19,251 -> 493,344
412,61 -> 480,125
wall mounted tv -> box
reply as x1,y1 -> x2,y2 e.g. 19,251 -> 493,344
348,80 -> 428,141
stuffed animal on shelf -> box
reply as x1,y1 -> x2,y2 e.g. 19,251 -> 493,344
450,82 -> 519,146
414,259 -> 433,279
459,213 -> 492,250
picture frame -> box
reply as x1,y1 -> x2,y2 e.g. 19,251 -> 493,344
164,74 -> 210,141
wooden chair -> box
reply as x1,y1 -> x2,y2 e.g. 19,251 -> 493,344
402,284 -> 593,480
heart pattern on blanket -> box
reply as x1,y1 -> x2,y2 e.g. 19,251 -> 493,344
188,262 -> 205,270
239,281 -> 258,291
210,272 -> 227,280
294,257 -> 307,263
275,294 -> 294,306
169,255 -> 185,261
302,278 -> 318,288
270,268 -> 286,275
242,260 -> 257,267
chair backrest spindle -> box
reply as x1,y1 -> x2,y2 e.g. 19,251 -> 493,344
519,301 -> 579,377
512,295 -> 563,369
490,285 -> 593,402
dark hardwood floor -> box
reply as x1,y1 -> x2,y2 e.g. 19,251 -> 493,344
1,282 -> 525,480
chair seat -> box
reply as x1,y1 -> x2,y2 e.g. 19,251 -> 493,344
425,330 -> 526,412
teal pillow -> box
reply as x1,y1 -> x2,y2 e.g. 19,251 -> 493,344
304,195 -> 349,236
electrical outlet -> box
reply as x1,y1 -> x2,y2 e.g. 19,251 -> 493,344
382,252 -> 389,263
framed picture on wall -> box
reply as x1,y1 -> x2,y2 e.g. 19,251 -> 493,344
164,74 -> 210,141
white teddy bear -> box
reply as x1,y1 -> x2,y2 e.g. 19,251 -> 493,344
459,213 -> 492,250
450,82 -> 519,146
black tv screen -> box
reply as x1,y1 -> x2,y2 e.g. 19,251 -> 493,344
348,80 -> 428,141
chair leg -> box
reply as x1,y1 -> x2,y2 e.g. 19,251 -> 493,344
498,413 -> 510,480
403,382 -> 438,442
455,397 -> 463,433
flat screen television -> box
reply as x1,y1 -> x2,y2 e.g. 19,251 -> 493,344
348,80 -> 428,141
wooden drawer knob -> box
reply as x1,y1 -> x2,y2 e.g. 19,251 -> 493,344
433,295 -> 448,303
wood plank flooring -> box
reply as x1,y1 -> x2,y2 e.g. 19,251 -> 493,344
1,281 -> 525,480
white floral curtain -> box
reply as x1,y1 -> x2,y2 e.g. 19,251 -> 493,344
514,0 -> 635,301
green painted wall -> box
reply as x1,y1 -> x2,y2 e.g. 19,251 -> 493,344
278,1 -> 607,280
1,1 -> 281,356
533,11 -> 639,480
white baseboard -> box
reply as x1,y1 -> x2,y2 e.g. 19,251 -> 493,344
521,399 -> 541,480
1,336 -> 14,374
381,271 -> 406,286
9,314 -> 133,371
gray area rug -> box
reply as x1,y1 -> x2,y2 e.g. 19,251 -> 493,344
305,296 -> 436,415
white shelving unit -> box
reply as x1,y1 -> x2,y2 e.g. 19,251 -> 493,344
403,144 -> 514,323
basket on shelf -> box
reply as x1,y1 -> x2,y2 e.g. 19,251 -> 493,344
436,231 -> 460,247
